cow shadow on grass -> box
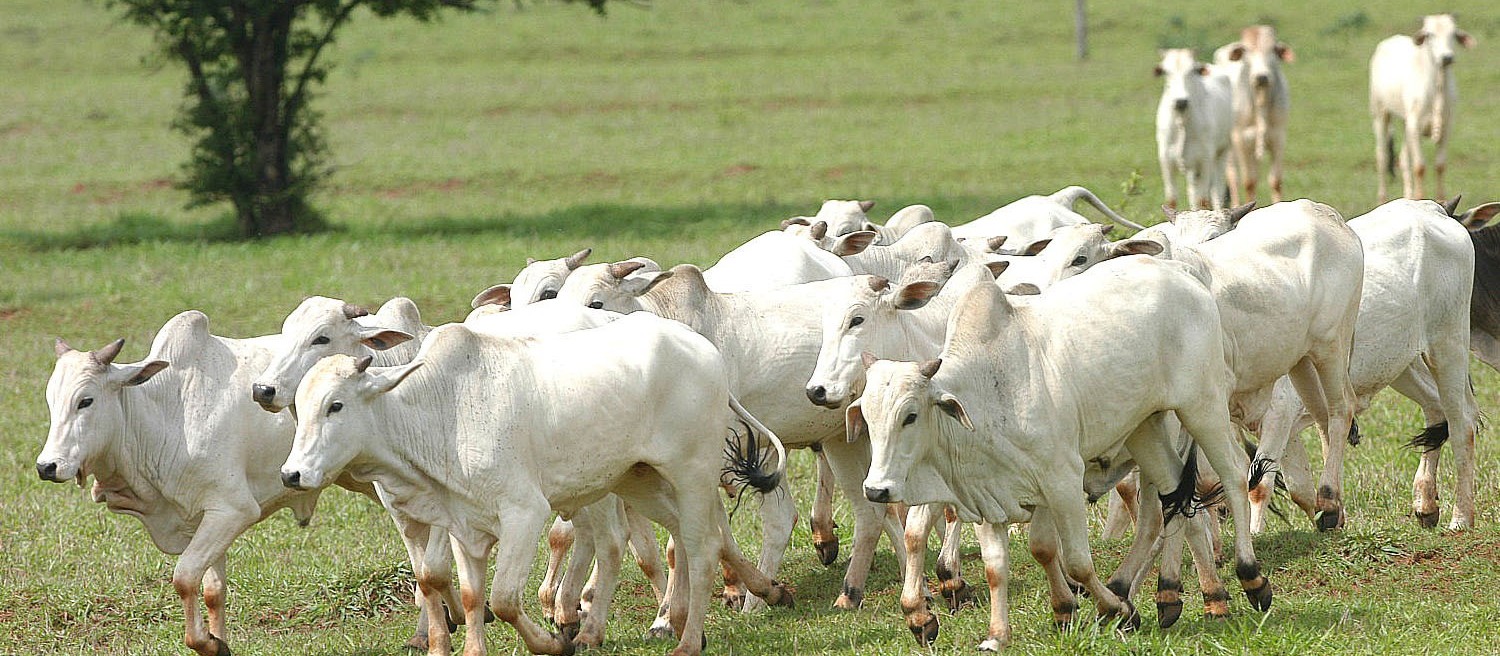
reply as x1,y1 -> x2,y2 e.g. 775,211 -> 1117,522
2,193 -> 1139,251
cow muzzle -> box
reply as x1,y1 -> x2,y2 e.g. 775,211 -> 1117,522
36,461 -> 62,482
1253,74 -> 1270,88
1441,54 -> 1455,67
1172,98 -> 1189,112
251,384 -> 280,412
281,469 -> 309,490
805,385 -> 843,409
864,485 -> 893,503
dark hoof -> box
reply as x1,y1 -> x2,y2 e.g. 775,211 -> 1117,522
1244,580 -> 1273,612
647,623 -> 676,641
558,621 -> 581,643
766,582 -> 796,608
442,602 -> 459,633
908,612 -> 940,647
485,606 -> 497,624
722,590 -> 745,610
1066,577 -> 1087,597
556,633 -> 577,656
207,635 -> 231,656
1157,600 -> 1183,629
1415,510 -> 1440,529
1102,601 -> 1140,633
404,635 -> 428,652
815,539 -> 840,567
942,580 -> 974,613
1315,508 -> 1345,531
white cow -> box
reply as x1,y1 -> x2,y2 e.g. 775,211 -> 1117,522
1215,26 -> 1294,205
854,261 -> 1271,648
787,203 -> 937,246
468,251 -> 659,311
701,229 -> 856,292
279,314 -> 792,656
950,186 -> 1146,250
250,296 -> 665,647
1155,49 -> 1234,210
557,261 -> 908,611
1371,14 -> 1476,202
1249,199 -> 1478,531
36,311 -> 377,656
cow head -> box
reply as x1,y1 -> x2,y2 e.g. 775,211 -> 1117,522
1415,14 -> 1474,68
1157,202 -> 1255,246
815,199 -> 878,238
281,353 -> 423,491
1225,25 -> 1293,89
507,248 -> 592,308
38,338 -> 169,484
851,357 -> 972,505
1003,223 -> 1163,291
805,274 -> 946,409
1155,48 -> 1210,113
555,259 -> 674,312
252,297 -> 415,413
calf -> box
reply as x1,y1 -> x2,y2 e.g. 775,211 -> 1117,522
280,314 -> 792,656
1155,49 -> 1234,210
1371,14 -> 1476,202
1215,26 -> 1294,204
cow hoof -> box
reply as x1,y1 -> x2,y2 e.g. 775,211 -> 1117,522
197,635 -> 231,656
722,590 -> 745,610
941,580 -> 974,612
766,582 -> 796,608
558,620 -> 581,644
977,637 -> 1008,652
556,633 -> 577,656
1244,581 -> 1273,612
1066,577 -> 1087,597
1315,508 -> 1345,531
908,612 -> 940,647
815,538 -> 840,567
1157,600 -> 1183,629
1103,601 -> 1140,633
647,622 -> 676,641
1415,510 -> 1440,529
404,634 -> 428,652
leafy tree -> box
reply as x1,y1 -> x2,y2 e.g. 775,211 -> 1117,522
108,0 -> 607,237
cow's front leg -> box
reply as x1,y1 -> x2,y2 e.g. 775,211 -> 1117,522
1043,478 -> 1139,632
973,522 -> 1012,651
809,447 -> 841,566
173,507 -> 257,656
900,504 -> 939,646
824,437 -> 907,609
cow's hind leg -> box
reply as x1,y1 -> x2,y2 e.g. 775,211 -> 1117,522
809,447 -> 841,566
477,505 -> 568,656
538,517 -> 574,625
935,507 -> 973,611
1039,487 -> 1139,631
741,467 -> 797,612
1176,400 -> 1271,613
1028,510 -> 1080,629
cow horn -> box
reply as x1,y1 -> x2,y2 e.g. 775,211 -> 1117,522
986,235 -> 1008,252
565,248 -> 592,270
354,355 -> 374,373
918,358 -> 942,379
810,221 -> 828,240
1443,195 -> 1464,219
1227,201 -> 1256,225
1161,204 -> 1178,221
342,303 -> 370,320
780,217 -> 810,228
869,275 -> 890,292
54,337 -> 73,358
91,338 -> 125,366
858,200 -> 876,213
607,261 -> 646,280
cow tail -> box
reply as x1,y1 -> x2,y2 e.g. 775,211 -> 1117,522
1160,444 -> 1224,525
1053,185 -> 1147,231
722,394 -> 788,496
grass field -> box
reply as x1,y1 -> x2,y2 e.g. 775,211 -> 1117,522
6,0 -> 1500,653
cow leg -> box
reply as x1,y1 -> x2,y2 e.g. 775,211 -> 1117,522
375,485 -> 462,652
809,447 -> 841,567
1373,113 -> 1392,203
173,508 -> 257,656
1434,127 -> 1449,201
1184,165 -> 1203,211
662,476 -> 724,656
1179,510 -> 1231,620
1391,364 -> 1448,526
648,537 -> 678,640
823,437 -> 907,609
1108,412 -> 1181,601
553,514 -> 597,635
451,540 -> 493,656
1026,509 -> 1079,629
479,506 -> 570,656
1041,482 -> 1137,630
741,468 -> 797,612
1101,471 -> 1138,540
624,503 -> 668,604
538,517 -> 574,625
415,525 -> 456,656
574,503 -> 627,648
1160,152 -> 1179,210
1277,422 -> 1320,524
1472,329 -> 1500,371
712,502 -> 794,608
1403,116 -> 1424,199
974,522 -> 1011,651
1248,379 -> 1316,533
203,556 -> 228,642
935,506 -> 972,612
1286,358 -> 1343,530
899,503 -> 940,646
1267,124 -> 1286,202
1176,398 -> 1271,613
1427,339 -> 1479,530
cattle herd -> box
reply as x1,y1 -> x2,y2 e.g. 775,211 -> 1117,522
31,13 -> 1500,656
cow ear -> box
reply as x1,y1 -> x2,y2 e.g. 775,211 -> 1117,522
1275,42 -> 1295,62
858,200 -> 876,213
1109,239 -> 1164,258
622,270 -> 675,295
1007,282 -> 1042,296
985,260 -> 1010,279
936,392 -> 974,431
1021,239 -> 1052,256
1153,64 -> 1165,77
564,248 -> 592,270
1228,44 -> 1246,62
1413,31 -> 1429,46
1196,64 -> 1211,76
832,231 -> 878,256
845,401 -> 868,443
1461,202 -> 1500,229
1458,30 -> 1476,48
470,284 -> 512,309
110,360 -> 170,387
894,281 -> 941,310
357,326 -> 414,351
364,361 -> 423,395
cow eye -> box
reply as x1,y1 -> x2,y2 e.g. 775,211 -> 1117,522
849,316 -> 865,329
328,401 -> 343,415
902,412 -> 918,426
311,336 -> 330,345
540,289 -> 558,301
587,301 -> 604,310
77,397 -> 94,410
1071,255 -> 1088,267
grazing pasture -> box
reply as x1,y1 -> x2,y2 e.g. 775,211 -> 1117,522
5,0 -> 1500,653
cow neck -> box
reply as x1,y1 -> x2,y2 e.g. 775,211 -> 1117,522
89,380 -> 176,521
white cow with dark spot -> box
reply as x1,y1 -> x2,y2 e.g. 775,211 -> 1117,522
279,314 -> 792,656
1371,14 -> 1476,202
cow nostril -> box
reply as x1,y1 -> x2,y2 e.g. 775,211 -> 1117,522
1173,98 -> 1189,111
37,462 -> 57,481
864,486 -> 891,503
252,384 -> 276,404
807,386 -> 826,404
281,470 -> 302,489
1253,75 -> 1270,87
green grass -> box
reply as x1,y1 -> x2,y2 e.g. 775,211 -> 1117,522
5,0 -> 1500,653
